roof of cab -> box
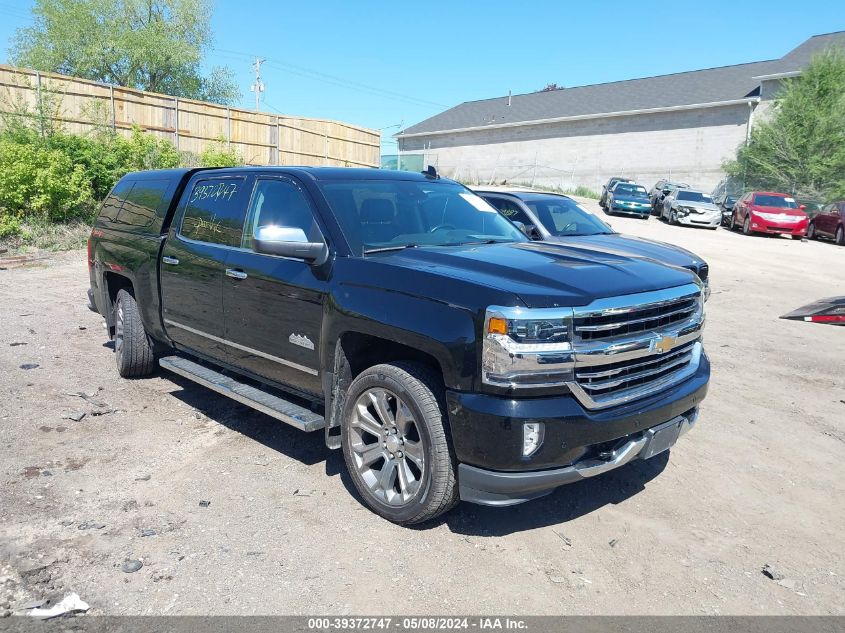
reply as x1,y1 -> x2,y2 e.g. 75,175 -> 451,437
189,166 -> 449,182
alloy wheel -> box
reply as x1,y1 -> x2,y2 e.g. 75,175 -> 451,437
807,222 -> 815,239
348,387 -> 425,506
114,300 -> 125,359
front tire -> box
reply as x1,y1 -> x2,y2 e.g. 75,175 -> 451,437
113,289 -> 156,378
341,362 -> 458,525
742,216 -> 752,236
669,209 -> 678,225
806,221 -> 816,240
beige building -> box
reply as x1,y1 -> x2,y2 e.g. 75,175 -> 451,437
396,32 -> 845,192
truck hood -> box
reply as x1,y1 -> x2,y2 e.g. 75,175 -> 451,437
368,241 -> 698,308
549,233 -> 704,269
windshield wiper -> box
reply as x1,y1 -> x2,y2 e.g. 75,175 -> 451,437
451,238 -> 513,246
363,244 -> 419,254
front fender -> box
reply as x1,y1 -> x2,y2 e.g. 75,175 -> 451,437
321,285 -> 479,391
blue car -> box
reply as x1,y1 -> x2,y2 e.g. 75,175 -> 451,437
606,182 -> 652,218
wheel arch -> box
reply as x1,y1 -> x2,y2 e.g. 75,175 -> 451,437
101,271 -> 135,336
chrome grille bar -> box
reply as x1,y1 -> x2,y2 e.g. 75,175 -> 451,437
575,341 -> 696,379
576,349 -> 695,392
574,303 -> 698,332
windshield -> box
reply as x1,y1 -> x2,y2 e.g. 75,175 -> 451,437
613,184 -> 648,197
754,194 -> 798,209
318,180 -> 526,254
523,196 -> 613,237
677,191 -> 713,203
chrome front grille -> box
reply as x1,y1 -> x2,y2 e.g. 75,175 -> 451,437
573,293 -> 699,341
575,341 -> 697,398
568,284 -> 705,409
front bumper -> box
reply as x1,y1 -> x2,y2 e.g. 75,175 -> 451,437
750,217 -> 807,235
447,353 -> 709,505
677,214 -> 721,228
459,410 -> 698,505
609,203 -> 651,216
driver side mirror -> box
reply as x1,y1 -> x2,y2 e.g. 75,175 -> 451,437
513,221 -> 541,240
254,226 -> 328,264
799,204 -> 807,210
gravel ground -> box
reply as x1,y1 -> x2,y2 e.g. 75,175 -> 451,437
0,206 -> 843,616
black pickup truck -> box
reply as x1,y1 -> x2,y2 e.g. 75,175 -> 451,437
87,167 -> 709,525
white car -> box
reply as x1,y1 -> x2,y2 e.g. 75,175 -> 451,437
662,189 -> 721,229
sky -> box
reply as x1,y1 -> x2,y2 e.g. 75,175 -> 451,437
1,0 -> 844,153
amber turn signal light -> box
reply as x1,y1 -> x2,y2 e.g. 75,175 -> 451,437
488,317 -> 508,335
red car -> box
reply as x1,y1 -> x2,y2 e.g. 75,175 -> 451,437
807,201 -> 845,246
730,192 -> 808,239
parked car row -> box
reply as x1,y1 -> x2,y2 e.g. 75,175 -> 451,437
611,175 -> 845,245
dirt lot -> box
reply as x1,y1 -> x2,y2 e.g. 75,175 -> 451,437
1,206 -> 843,616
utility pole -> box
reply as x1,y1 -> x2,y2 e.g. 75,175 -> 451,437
250,57 -> 266,111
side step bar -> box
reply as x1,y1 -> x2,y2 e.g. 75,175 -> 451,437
159,355 -> 325,432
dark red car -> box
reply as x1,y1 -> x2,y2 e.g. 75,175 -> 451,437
807,201 -> 845,246
730,191 -> 808,239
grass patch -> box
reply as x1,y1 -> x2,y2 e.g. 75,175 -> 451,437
0,219 -> 91,255
507,182 -> 601,199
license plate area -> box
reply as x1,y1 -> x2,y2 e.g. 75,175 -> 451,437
640,416 -> 684,460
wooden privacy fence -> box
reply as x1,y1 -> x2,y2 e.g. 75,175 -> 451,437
0,64 -> 380,168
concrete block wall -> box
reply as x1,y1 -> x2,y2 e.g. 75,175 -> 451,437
398,104 -> 751,193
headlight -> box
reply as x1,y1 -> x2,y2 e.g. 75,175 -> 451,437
482,307 -> 575,388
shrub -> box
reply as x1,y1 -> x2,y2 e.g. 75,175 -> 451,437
118,127 -> 182,172
199,137 -> 243,167
0,215 -> 22,238
0,137 -> 94,224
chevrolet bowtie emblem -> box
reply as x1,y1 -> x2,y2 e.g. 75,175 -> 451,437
653,334 -> 677,354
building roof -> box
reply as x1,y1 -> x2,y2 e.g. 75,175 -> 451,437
399,31 -> 845,138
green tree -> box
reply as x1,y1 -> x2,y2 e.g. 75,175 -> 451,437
724,50 -> 845,200
10,0 -> 240,105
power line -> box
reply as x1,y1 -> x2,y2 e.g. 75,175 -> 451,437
212,46 -> 448,110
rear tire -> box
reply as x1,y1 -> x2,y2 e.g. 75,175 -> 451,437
114,289 -> 156,378
836,225 -> 844,246
341,362 -> 459,525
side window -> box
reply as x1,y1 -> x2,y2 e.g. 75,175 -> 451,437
115,179 -> 170,228
180,178 -> 249,247
98,179 -> 133,222
244,178 -> 322,251
486,197 -> 533,226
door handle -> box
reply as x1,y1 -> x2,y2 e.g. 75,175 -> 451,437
162,256 -> 179,265
226,268 -> 248,280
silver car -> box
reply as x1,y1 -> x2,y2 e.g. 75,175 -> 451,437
661,189 -> 721,229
